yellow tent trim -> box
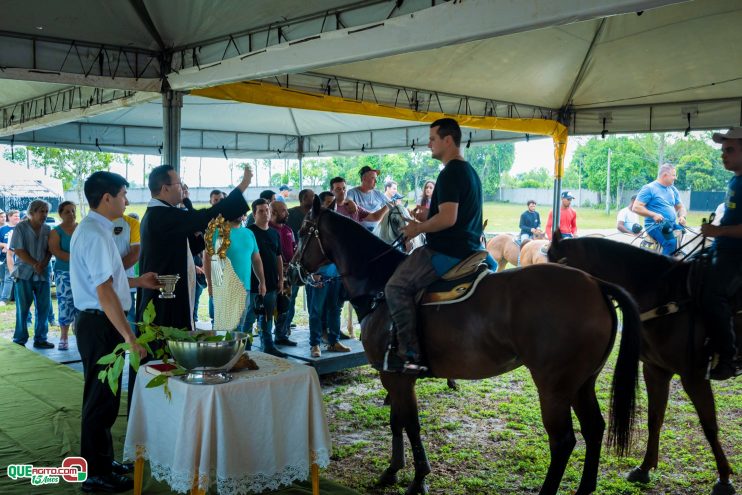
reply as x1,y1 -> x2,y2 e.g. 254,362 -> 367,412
192,81 -> 569,177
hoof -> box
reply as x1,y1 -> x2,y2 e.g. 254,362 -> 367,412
626,467 -> 651,484
712,479 -> 736,495
405,482 -> 429,495
377,468 -> 398,487
446,378 -> 458,390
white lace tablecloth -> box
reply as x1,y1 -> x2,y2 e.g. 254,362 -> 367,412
123,352 -> 331,495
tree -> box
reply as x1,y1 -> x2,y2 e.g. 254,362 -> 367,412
4,146 -> 117,216
464,143 -> 515,200
666,134 -> 730,191
511,167 -> 552,188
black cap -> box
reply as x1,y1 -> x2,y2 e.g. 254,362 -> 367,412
561,191 -> 575,200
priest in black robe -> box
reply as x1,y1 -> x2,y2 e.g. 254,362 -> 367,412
136,164 -> 252,329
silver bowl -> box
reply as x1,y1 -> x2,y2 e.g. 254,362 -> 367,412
167,331 -> 248,379
156,274 -> 180,299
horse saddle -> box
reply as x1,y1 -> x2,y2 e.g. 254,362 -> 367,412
421,251 -> 490,305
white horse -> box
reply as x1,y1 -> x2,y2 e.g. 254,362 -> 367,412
373,202 -> 425,252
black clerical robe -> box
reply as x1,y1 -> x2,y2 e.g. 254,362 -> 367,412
137,187 -> 248,330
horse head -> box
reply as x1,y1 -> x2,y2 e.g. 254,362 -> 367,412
287,195 -> 331,286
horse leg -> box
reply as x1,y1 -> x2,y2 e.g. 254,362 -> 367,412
446,378 -> 458,390
404,394 -> 431,495
571,377 -> 604,495
346,302 -> 355,338
679,374 -> 734,495
537,394 -> 576,495
377,374 -> 412,487
628,363 -> 672,483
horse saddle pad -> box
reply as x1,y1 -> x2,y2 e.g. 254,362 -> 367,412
421,252 -> 490,306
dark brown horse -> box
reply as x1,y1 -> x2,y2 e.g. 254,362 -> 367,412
290,198 -> 642,495
547,233 -> 739,495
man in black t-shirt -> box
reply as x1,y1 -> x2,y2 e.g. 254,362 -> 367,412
384,118 -> 485,372
700,128 -> 742,380
245,198 -> 286,358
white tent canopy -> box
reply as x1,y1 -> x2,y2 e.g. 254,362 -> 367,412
1,0 -> 741,158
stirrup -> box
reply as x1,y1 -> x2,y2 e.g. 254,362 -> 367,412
403,361 -> 428,374
383,347 -> 405,373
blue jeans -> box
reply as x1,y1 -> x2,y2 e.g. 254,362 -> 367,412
193,283 -> 204,322
274,285 -> 299,340
307,280 -> 341,347
13,279 -> 51,344
0,262 -> 12,302
208,296 -> 214,324
648,228 -> 677,256
242,291 -> 278,350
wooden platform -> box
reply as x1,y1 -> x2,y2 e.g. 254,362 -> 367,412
26,325 -> 368,380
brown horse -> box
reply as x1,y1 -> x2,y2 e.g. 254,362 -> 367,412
547,233 -> 739,495
520,239 -> 551,267
486,233 -> 547,271
289,198 -> 642,495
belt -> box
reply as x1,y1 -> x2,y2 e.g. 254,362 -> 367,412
81,309 -> 106,316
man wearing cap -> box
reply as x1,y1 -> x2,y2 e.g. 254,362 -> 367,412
633,164 -> 687,256
275,185 -> 292,203
545,191 -> 578,239
699,128 -> 742,380
347,166 -> 389,231
385,118 -> 485,373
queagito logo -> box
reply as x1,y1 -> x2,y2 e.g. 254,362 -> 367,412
6,456 -> 87,485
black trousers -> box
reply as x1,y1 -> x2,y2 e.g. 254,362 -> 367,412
701,248 -> 742,360
76,311 -> 124,477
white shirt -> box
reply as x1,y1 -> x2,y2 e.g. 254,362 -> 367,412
70,211 -> 131,312
346,187 -> 388,229
617,207 -> 639,231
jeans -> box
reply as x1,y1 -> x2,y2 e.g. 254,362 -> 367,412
0,261 -> 12,302
275,284 -> 299,340
193,282 -> 205,322
13,278 -> 51,344
242,291 -> 278,350
648,228 -> 677,256
307,279 -> 342,347
208,296 -> 214,323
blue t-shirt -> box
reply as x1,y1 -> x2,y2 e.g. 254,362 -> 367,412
636,180 -> 681,227
0,225 -> 13,263
52,225 -> 73,272
214,226 -> 259,291
715,175 -> 742,251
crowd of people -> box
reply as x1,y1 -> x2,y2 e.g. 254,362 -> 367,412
3,119 -> 739,491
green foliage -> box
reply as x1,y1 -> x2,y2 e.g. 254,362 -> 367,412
567,133 -> 729,195
510,167 -> 552,189
465,143 -> 516,199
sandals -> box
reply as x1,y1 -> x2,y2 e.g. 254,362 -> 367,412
58,340 -> 69,350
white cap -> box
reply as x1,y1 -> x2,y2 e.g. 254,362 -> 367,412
712,127 -> 742,143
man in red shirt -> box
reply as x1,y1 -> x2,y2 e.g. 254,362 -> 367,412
545,191 -> 578,239
270,200 -> 297,346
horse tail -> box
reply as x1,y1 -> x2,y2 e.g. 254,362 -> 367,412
598,279 -> 641,456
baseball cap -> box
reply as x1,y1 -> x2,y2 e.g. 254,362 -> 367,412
561,191 -> 575,200
279,184 -> 292,192
358,165 -> 381,178
712,127 -> 742,143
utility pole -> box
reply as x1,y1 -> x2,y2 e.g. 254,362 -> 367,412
578,159 -> 582,207
605,149 -> 611,214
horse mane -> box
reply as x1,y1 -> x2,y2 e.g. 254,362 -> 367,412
319,208 -> 406,289
566,236 -> 681,281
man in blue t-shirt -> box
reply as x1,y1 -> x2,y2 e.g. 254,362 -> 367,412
633,164 -> 687,256
384,118 -> 485,373
700,127 -> 742,380
518,200 -> 542,241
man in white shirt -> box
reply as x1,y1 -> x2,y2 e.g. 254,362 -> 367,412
70,171 -> 161,493
616,195 -> 641,235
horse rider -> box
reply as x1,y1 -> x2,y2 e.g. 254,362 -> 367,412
545,191 -> 578,239
518,200 -> 542,242
700,127 -> 742,380
384,118 -> 486,373
633,163 -> 688,256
